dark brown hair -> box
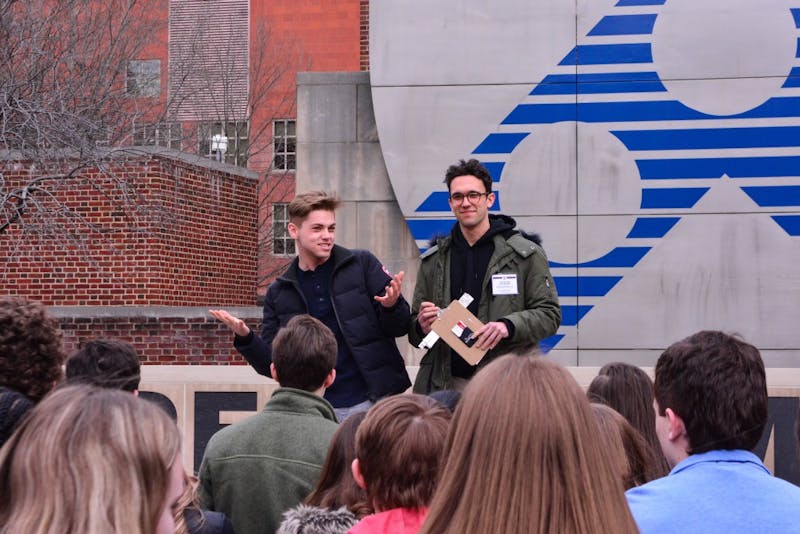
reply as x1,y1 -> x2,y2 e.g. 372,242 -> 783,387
654,330 -> 767,454
444,158 -> 492,192
588,362 -> 670,477
271,315 -> 337,391
65,338 -> 141,392
0,296 -> 65,401
591,403 -> 661,489
288,191 -> 340,225
420,356 -> 637,534
305,411 -> 371,518
355,394 -> 451,511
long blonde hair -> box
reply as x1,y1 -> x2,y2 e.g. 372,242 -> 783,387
175,470 -> 202,534
0,385 -> 181,534
420,355 -> 638,534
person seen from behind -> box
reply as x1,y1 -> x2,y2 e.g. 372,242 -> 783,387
0,385 -> 183,534
347,394 -> 451,534
419,355 -> 637,534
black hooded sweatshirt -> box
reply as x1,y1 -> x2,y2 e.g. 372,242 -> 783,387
448,214 -> 519,379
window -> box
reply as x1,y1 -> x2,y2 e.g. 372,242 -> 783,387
272,119 -> 296,171
199,121 -> 249,167
168,0 -> 248,122
127,60 -> 161,98
272,203 -> 295,256
133,122 -> 182,150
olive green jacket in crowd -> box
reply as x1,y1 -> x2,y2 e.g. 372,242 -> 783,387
409,231 -> 561,394
198,388 -> 338,534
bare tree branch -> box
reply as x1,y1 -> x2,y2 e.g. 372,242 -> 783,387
1,0 -> 302,287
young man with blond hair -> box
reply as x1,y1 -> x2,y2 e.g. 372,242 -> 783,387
212,191 -> 411,420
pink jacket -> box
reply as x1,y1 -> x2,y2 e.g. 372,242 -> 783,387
347,507 -> 428,534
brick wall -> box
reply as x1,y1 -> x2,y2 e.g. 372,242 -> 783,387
53,307 -> 264,365
1,151 -> 258,307
248,0 -> 362,173
2,150 -> 261,365
247,0 -> 363,286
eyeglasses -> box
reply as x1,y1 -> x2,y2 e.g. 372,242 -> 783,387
449,191 -> 490,203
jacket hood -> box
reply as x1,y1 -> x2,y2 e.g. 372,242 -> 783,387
482,213 -> 516,241
276,505 -> 357,534
427,214 -> 543,247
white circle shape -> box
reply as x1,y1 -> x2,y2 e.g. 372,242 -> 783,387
498,122 -> 577,217
652,0 -> 797,116
498,122 -> 640,262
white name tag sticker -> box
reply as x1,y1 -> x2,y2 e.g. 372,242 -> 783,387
491,273 -> 518,295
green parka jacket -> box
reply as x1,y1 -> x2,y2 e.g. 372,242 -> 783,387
409,224 -> 561,394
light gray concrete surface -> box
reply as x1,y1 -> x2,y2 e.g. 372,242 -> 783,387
365,0 -> 800,365
49,306 -> 262,320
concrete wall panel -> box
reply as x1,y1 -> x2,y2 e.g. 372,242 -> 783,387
368,0 -> 800,362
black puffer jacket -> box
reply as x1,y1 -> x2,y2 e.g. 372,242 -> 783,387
234,245 -> 411,399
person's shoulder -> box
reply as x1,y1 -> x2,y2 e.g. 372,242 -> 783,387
202,422 -> 238,457
625,470 -> 689,512
503,232 -> 544,259
346,248 -> 399,279
757,468 -> 800,498
625,476 -> 679,532
626,474 -> 671,500
348,248 -> 377,262
333,247 -> 375,271
203,409 -> 270,455
419,245 -> 439,261
419,234 -> 449,262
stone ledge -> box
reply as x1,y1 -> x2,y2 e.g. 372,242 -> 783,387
50,306 -> 263,320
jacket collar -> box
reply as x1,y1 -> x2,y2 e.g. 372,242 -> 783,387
670,449 -> 770,477
280,245 -> 354,283
264,387 -> 337,422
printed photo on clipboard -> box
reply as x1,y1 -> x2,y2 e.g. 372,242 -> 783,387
430,300 -> 487,366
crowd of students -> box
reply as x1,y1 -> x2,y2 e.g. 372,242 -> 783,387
3,294 -> 800,533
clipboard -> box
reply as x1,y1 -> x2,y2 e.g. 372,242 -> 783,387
429,299 -> 487,366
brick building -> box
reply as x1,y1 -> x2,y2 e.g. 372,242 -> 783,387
2,1 -> 370,364
1,149 -> 259,362
127,0 -> 368,293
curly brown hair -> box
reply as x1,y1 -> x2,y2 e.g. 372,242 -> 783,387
0,296 -> 65,401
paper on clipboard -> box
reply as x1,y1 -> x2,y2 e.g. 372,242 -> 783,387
417,293 -> 473,351
429,299 -> 487,366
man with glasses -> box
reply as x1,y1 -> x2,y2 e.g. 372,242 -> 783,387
409,159 -> 561,393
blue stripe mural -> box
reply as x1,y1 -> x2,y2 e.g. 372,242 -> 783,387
407,1 -> 800,352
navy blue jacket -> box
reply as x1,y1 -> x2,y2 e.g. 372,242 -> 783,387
234,245 -> 411,399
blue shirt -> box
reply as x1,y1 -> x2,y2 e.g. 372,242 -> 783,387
626,449 -> 800,533
296,258 -> 368,409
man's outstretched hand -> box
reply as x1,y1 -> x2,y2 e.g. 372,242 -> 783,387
374,271 -> 405,308
209,309 -> 251,337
